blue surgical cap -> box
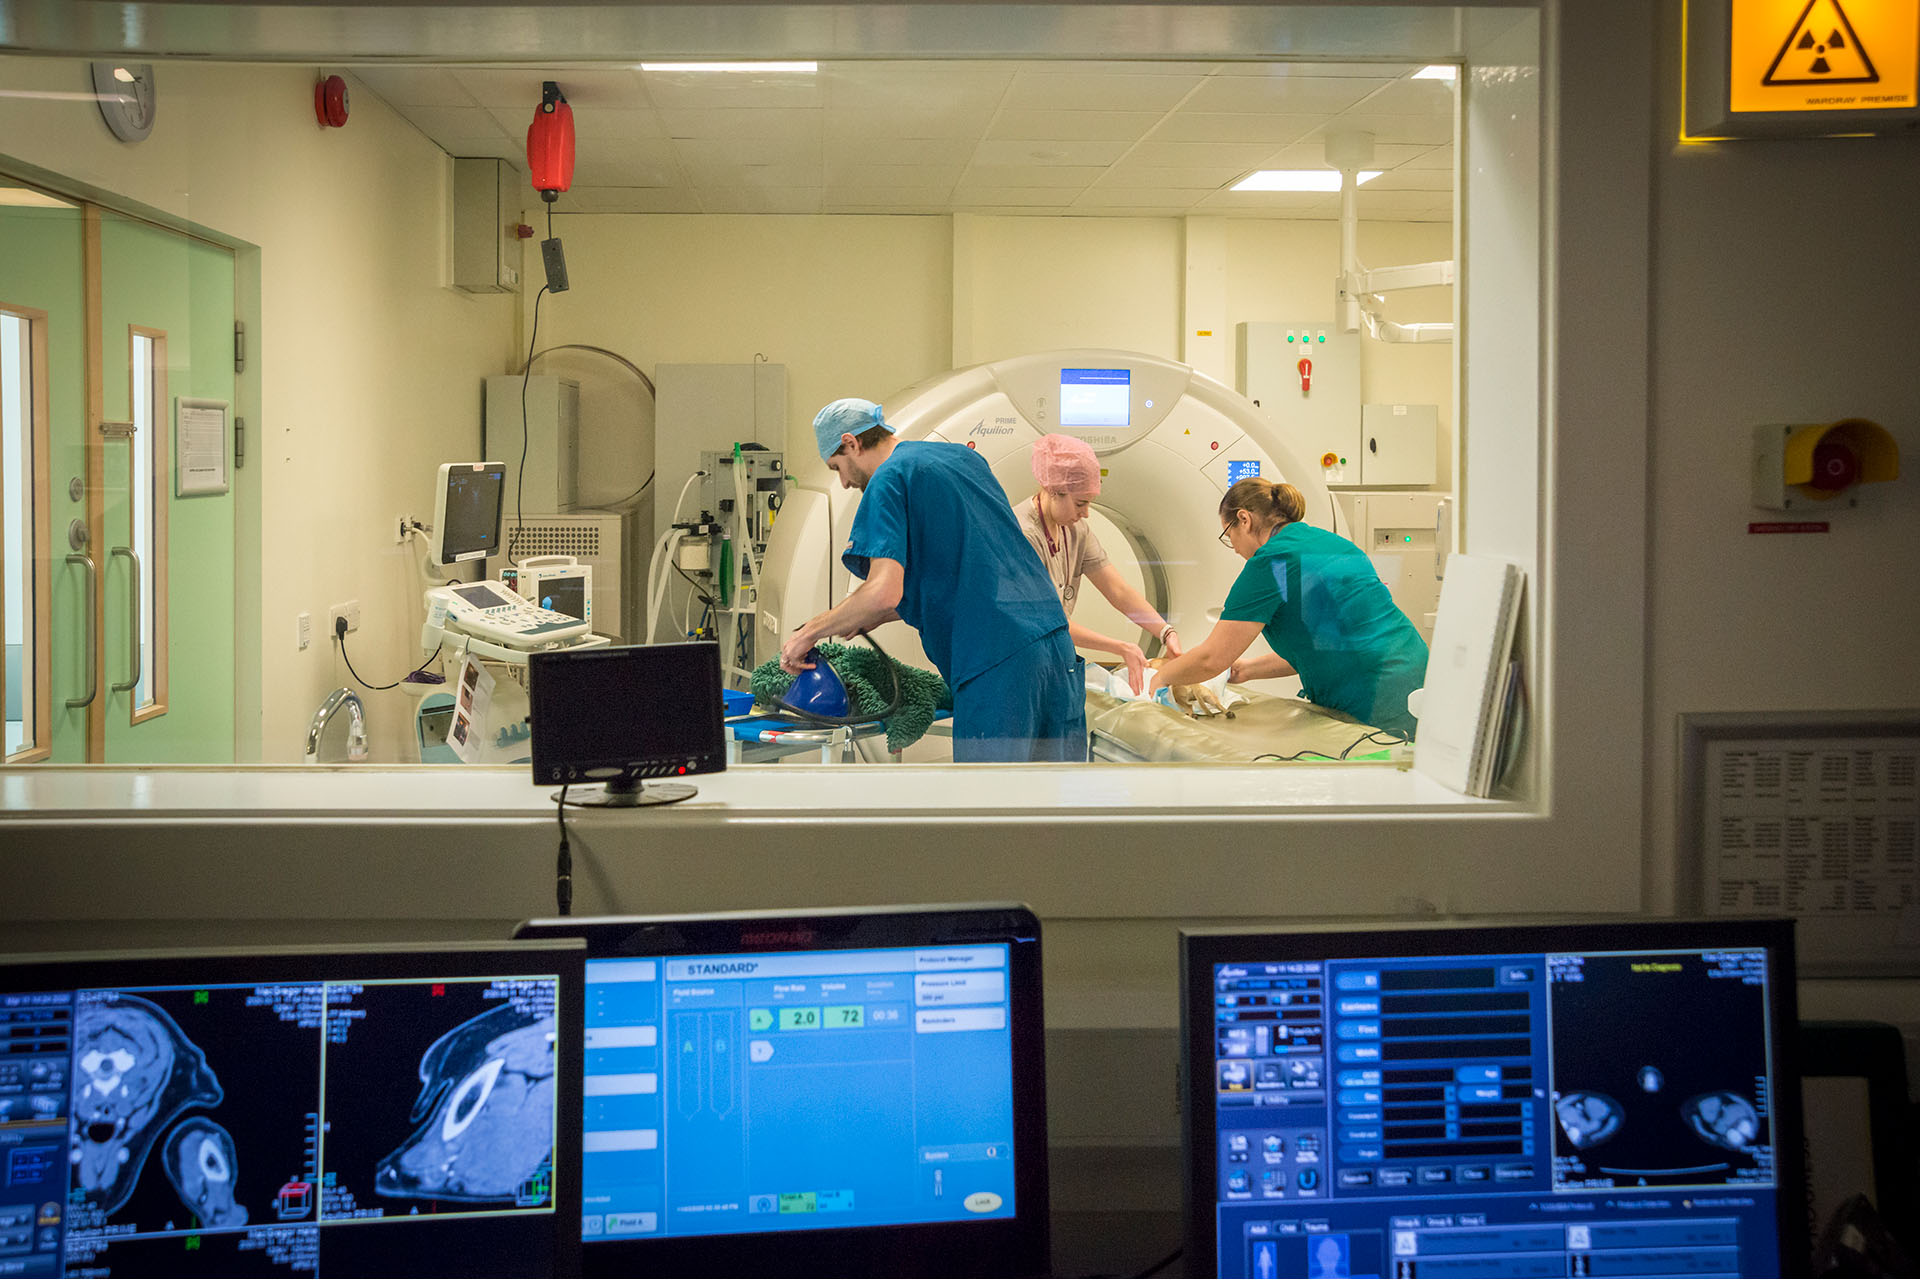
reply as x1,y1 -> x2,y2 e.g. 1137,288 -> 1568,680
813,397 -> 895,461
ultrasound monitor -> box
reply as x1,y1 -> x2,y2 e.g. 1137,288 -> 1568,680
1180,919 -> 1806,1279
0,940 -> 585,1277
430,461 -> 507,566
514,904 -> 1049,1277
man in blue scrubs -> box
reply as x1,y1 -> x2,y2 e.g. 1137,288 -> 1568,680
777,398 -> 1086,762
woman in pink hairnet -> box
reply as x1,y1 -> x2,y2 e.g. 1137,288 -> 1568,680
1017,433 -> 1183,695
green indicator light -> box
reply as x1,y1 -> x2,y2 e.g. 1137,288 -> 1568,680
1339,457 -> 1347,465
1318,334 -> 1326,342
1287,334 -> 1295,342
1405,535 -> 1413,543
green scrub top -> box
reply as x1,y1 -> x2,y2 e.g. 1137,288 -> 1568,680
1219,522 -> 1430,736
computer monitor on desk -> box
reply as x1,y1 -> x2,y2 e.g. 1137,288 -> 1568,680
0,940 -> 585,1277
1180,919 -> 1806,1279
515,904 -> 1050,1277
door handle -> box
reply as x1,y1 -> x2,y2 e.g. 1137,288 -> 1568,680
65,553 -> 97,708
111,546 -> 142,694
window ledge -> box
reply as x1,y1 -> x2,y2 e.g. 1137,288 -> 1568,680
0,762 -> 1514,823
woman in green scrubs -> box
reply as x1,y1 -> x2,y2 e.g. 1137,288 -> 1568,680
1145,476 -> 1429,737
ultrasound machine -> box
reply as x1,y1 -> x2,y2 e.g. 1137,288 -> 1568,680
1181,919 -> 1807,1279
515,904 -> 1050,1277
0,941 -> 584,1277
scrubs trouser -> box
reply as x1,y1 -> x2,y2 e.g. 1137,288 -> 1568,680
951,628 -> 1087,763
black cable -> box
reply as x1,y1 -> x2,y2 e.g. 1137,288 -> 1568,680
509,283 -> 550,563
1253,727 -> 1409,763
1135,1245 -> 1184,1278
555,783 -> 572,917
672,560 -> 716,606
335,625 -> 442,693
585,471 -> 654,511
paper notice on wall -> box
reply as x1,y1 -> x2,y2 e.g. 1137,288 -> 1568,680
1705,737 -> 1920,916
176,398 -> 229,496
448,656 -> 495,764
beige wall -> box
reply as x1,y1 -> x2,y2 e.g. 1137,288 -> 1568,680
0,57 -> 521,761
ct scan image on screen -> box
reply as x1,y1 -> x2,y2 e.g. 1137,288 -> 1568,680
1189,929 -> 1796,1280
1547,949 -> 1774,1193
13,970 -> 563,1277
580,943 -> 1017,1244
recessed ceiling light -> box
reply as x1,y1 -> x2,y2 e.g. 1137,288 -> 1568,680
1230,170 -> 1381,193
639,61 -> 817,73
1413,65 -> 1457,81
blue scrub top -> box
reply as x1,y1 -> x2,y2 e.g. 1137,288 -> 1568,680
1220,522 -> 1430,736
843,440 -> 1067,688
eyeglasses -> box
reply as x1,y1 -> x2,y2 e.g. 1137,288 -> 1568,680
1218,527 -> 1233,547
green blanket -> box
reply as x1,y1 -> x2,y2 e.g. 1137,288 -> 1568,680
749,642 -> 951,754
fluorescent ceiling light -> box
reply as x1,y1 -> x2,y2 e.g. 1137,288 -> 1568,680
1231,170 -> 1380,193
639,61 -> 817,73
1413,65 -> 1458,81
0,187 -> 76,208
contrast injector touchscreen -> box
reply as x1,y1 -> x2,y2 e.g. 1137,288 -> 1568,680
581,943 -> 1017,1241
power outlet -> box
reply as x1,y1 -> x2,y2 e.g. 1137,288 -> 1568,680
329,600 -> 361,636
396,514 -> 417,544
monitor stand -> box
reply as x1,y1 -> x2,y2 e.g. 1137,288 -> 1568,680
554,777 -> 698,808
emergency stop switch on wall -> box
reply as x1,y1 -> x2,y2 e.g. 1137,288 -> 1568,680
1751,418 -> 1900,510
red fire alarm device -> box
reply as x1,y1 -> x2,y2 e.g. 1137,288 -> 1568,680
314,74 -> 349,128
527,81 -> 574,202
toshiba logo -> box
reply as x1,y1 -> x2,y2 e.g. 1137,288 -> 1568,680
739,930 -> 817,945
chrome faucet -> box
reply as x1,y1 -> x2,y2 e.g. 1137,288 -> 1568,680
305,687 -> 369,764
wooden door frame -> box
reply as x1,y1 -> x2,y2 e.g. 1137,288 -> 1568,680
0,300 -> 53,762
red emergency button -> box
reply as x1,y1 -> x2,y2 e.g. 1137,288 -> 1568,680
1209,440 -> 1219,450
966,441 -> 977,450
1321,452 -> 1339,469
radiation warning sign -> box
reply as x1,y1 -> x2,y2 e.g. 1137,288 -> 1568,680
1730,0 -> 1918,112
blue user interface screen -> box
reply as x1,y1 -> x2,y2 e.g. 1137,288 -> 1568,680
581,944 -> 1015,1242
1208,947 -> 1785,1278
1059,368 -> 1131,428
0,972 -> 561,1276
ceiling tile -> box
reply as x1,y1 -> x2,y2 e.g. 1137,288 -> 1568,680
1184,74 -> 1385,114
351,67 -> 478,108
672,137 -> 821,167
824,162 -> 965,188
450,68 -> 651,111
825,106 -> 996,139
970,139 -> 1130,167
679,161 -> 822,189
1148,112 -> 1322,145
1353,76 -> 1457,115
641,67 -> 824,111
401,106 -> 507,141
986,110 -> 1165,142
571,139 -> 683,187
1356,188 -> 1455,212
825,137 -> 976,166
1400,144 -> 1454,171
822,65 -> 1012,113
1297,113 -> 1453,148
954,165 -> 1105,189
699,187 -> 826,214
1363,168 -> 1452,192
1122,140 -> 1278,168
441,137 -> 524,165
1072,187 -> 1213,208
951,188 -> 1081,208
1195,189 -> 1337,213
1255,140 -> 1435,170
659,108 -> 821,141
1003,71 -> 1203,112
1094,164 -> 1245,190
823,186 -> 957,207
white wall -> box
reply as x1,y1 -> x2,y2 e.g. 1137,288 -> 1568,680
0,58 -> 521,762
1641,1 -> 1920,924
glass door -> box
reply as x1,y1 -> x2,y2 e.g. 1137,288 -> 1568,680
96,210 -> 239,762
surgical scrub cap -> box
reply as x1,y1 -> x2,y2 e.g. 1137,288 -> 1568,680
1031,433 -> 1102,495
813,398 -> 896,461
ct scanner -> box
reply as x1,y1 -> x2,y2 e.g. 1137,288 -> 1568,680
757,348 -> 1348,700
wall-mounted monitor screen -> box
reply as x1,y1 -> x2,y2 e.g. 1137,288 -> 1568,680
1058,368 -> 1131,429
432,462 -> 506,565
0,940 -> 586,1277
1181,919 -> 1805,1279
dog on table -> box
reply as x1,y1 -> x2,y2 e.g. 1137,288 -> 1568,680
1146,657 -> 1235,719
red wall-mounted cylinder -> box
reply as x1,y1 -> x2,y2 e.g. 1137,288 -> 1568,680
527,93 -> 575,199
